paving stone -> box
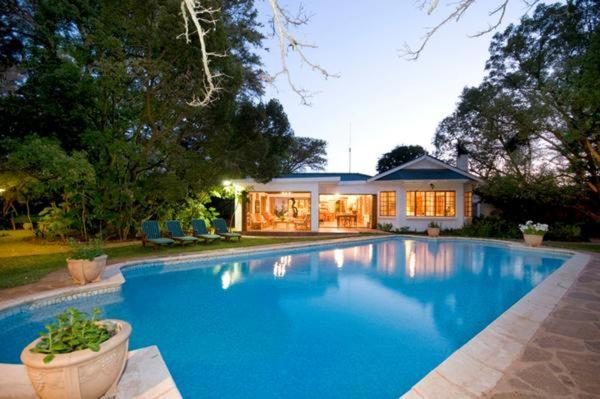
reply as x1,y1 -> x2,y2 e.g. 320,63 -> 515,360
515,365 -> 572,395
555,351 -> 600,394
567,292 -> 600,302
487,254 -> 600,399
552,308 -> 599,322
534,334 -> 585,352
584,340 -> 600,353
543,319 -> 600,340
521,347 -> 552,362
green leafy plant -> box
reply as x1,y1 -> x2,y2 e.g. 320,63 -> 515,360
377,223 -> 394,232
68,238 -> 105,260
37,206 -> 74,240
30,308 -> 116,363
428,221 -> 441,228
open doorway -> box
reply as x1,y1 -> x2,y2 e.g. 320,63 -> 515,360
318,195 -> 375,230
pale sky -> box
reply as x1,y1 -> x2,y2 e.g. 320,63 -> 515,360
255,0 -> 536,175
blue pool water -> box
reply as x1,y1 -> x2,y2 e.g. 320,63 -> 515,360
0,238 -> 568,398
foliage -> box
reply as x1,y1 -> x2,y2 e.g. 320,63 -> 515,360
172,197 -> 220,231
452,217 -> 521,239
377,223 -> 394,232
519,221 -> 549,236
30,308 -> 115,364
68,238 -> 105,260
37,206 -> 75,241
281,137 -> 327,173
434,0 -> 600,220
545,224 -> 584,242
427,221 -> 441,228
0,1 -> 328,239
376,145 -> 427,174
476,173 -> 579,224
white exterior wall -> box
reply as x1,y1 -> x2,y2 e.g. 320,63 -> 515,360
234,178 -> 471,232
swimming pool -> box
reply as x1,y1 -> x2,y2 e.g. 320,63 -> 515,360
0,237 -> 569,398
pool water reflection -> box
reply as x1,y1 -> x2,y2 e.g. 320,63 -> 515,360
0,238 -> 568,398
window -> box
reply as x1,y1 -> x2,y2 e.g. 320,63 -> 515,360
405,191 -> 456,217
464,191 -> 473,218
379,191 -> 396,217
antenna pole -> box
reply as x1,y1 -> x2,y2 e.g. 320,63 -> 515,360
349,122 -> 352,173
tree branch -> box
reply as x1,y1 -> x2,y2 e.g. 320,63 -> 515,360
262,0 -> 339,105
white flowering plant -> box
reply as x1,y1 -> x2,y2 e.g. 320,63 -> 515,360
519,221 -> 549,236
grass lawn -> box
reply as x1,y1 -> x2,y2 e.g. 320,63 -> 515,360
543,241 -> 600,253
0,230 -> 347,289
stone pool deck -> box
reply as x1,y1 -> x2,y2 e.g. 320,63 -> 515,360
0,345 -> 181,399
485,252 -> 600,398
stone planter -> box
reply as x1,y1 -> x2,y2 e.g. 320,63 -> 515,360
523,234 -> 544,247
67,255 -> 108,285
427,227 -> 440,237
21,320 -> 131,399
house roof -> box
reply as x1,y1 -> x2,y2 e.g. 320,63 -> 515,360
369,154 -> 482,182
277,172 -> 372,181
375,169 -> 471,181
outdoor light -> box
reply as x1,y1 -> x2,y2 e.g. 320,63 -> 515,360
0,187 -> 5,194
222,180 -> 232,187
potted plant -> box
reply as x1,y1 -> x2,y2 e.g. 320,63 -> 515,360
67,239 -> 107,285
519,220 -> 548,247
427,221 -> 441,237
21,308 -> 131,399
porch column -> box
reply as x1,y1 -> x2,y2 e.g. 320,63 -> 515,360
234,187 -> 243,231
310,185 -> 319,232
396,186 -> 405,229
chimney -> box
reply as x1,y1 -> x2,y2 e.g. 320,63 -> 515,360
456,142 -> 469,171
457,153 -> 469,171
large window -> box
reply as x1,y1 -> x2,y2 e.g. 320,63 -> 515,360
406,191 -> 456,217
379,191 -> 396,217
245,192 -> 311,231
464,191 -> 473,218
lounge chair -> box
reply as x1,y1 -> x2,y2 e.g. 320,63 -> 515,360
166,220 -> 199,245
212,218 -> 242,241
141,220 -> 175,247
191,219 -> 220,243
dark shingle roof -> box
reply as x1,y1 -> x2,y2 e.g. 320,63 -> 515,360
374,169 -> 474,181
278,172 -> 372,181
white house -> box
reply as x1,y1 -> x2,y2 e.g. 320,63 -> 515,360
232,154 -> 482,233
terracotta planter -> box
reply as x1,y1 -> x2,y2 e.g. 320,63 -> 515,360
21,320 -> 131,399
427,227 -> 440,237
67,255 -> 107,285
523,234 -> 544,247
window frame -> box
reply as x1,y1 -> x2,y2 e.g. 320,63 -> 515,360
405,190 -> 456,217
379,191 -> 397,217
464,191 -> 473,218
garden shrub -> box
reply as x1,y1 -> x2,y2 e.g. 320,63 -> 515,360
453,217 -> 521,239
377,223 -> 393,232
545,224 -> 583,242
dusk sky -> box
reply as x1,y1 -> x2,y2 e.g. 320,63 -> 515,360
255,0 -> 537,175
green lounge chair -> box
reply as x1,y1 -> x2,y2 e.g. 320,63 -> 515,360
191,219 -> 220,243
166,220 -> 199,245
212,218 -> 242,241
141,220 -> 175,247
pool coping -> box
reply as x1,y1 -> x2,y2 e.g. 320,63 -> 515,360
399,243 -> 590,399
0,234 -> 587,399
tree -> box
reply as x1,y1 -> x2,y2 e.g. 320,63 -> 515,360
0,0 -> 322,239
434,0 -> 600,220
281,137 -> 327,173
376,145 -> 427,174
